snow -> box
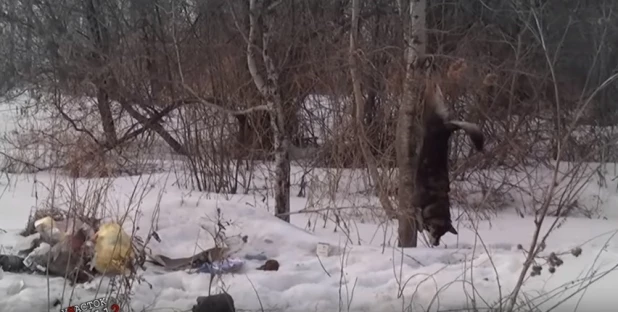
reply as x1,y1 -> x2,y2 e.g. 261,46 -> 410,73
0,94 -> 617,312
0,170 -> 616,312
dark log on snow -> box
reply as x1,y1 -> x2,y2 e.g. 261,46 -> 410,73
192,293 -> 235,312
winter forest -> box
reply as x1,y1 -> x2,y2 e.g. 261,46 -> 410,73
0,0 -> 618,311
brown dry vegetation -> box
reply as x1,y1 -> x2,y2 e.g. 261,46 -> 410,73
0,0 -> 616,238
0,2 -> 617,309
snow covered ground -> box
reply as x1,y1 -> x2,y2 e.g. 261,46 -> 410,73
0,168 -> 616,312
0,93 -> 617,312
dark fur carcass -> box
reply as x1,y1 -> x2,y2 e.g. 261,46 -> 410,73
24,226 -> 96,284
19,212 -> 99,284
413,79 -> 484,246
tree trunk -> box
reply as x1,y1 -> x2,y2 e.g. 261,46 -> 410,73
247,0 -> 291,223
85,0 -> 118,147
133,0 -> 163,102
396,0 -> 427,248
95,86 -> 117,147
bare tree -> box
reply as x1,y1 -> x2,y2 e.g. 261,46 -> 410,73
396,0 -> 428,248
2,0 -> 617,249
83,0 -> 118,147
245,0 -> 291,222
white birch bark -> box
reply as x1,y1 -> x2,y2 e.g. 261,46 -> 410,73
395,0 -> 427,247
247,0 -> 291,222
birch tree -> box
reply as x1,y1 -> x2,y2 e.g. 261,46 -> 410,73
246,0 -> 291,222
396,0 -> 428,248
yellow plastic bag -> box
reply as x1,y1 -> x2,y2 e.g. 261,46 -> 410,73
92,222 -> 134,275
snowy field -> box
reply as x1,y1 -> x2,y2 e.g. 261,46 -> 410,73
0,169 -> 616,311
0,93 -> 617,312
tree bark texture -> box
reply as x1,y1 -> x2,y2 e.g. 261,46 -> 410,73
84,0 -> 118,147
396,0 -> 427,248
247,0 -> 291,223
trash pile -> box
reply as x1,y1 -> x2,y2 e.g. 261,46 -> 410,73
0,209 -> 137,284
0,209 -> 289,312
0,209 -> 281,286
